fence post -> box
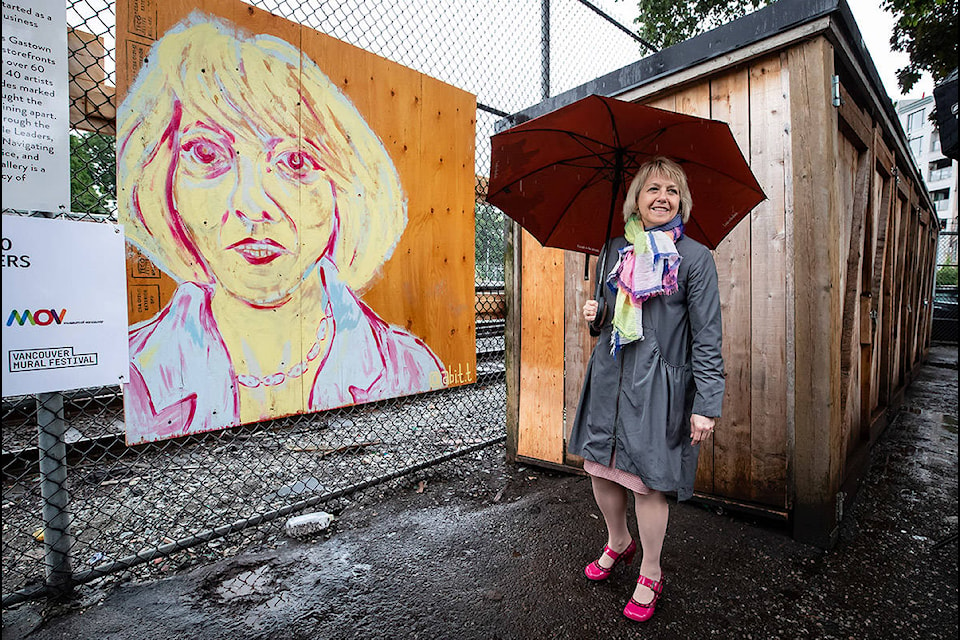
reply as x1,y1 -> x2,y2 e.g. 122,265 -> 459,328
541,0 -> 550,99
37,391 -> 75,599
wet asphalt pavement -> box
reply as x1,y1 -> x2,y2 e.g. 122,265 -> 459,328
3,345 -> 957,640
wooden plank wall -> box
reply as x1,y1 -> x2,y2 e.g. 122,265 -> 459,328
635,56 -> 791,508
833,80 -> 939,503
745,55 -> 790,507
709,69 -> 754,501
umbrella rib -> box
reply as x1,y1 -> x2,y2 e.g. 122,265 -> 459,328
487,151 -> 621,196
497,127 -> 620,153
540,168 -> 611,245
636,122 -> 765,192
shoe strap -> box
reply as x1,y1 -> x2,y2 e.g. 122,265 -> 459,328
602,540 -> 633,561
601,544 -> 620,560
636,574 -> 663,594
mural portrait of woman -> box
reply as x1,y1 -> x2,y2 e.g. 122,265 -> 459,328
118,14 -> 461,444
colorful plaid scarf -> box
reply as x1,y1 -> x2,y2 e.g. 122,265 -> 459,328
607,214 -> 683,355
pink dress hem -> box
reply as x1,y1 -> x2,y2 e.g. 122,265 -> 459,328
583,452 -> 653,495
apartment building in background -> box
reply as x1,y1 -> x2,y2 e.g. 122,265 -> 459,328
896,94 -> 959,233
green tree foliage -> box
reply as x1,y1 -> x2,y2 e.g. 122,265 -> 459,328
628,0 -> 770,49
883,0 -> 958,93
475,201 -> 505,285
69,130 -> 116,217
938,256 -> 958,286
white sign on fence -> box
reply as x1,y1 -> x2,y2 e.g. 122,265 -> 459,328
2,216 -> 128,396
1,0 -> 71,214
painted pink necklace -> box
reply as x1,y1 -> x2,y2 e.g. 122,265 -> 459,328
236,311 -> 334,389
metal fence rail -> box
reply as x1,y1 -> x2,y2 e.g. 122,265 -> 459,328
2,0 -> 647,605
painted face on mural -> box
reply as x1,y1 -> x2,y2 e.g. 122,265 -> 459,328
172,114 -> 335,306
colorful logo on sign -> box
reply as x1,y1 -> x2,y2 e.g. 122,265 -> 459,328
6,309 -> 67,326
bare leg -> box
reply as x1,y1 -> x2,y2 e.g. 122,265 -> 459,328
590,475 -> 633,569
632,490 -> 668,602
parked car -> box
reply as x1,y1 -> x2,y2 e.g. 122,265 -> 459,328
932,289 -> 959,343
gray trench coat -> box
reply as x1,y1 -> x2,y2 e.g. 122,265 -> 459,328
568,234 -> 724,501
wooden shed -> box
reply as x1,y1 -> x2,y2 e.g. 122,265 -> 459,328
501,0 -> 939,548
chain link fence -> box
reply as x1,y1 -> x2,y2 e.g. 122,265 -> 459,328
2,0 -> 648,606
933,230 -> 958,344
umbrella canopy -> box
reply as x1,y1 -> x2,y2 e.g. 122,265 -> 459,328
486,94 -> 766,255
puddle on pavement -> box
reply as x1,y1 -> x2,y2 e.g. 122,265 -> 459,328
241,591 -> 294,626
216,565 -> 273,600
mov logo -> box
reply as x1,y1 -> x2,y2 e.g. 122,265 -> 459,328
6,309 -> 67,327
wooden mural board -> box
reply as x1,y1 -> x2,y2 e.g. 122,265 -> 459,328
116,0 -> 476,443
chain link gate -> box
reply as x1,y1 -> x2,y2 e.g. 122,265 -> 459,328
1,0 -> 649,605
933,230 -> 958,344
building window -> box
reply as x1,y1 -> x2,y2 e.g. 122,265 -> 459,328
931,130 -> 941,152
910,136 -> 923,157
907,109 -> 925,133
929,159 -> 952,183
931,188 -> 950,212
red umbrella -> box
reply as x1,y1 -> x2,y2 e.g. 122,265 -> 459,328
486,94 -> 766,255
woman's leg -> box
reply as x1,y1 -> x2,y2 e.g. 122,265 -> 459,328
590,475 -> 632,567
632,490 -> 668,601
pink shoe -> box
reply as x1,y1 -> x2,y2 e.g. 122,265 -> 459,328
583,540 -> 637,581
623,573 -> 664,622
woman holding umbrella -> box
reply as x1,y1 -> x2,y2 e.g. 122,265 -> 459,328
569,156 -> 724,622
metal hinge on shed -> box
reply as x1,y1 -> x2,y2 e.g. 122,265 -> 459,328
832,75 -> 842,107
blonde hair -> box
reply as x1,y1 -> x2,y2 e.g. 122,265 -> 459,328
622,156 -> 693,224
117,14 -> 405,292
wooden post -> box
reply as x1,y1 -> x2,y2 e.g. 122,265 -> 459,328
563,252 -> 593,468
505,220 -> 522,462
37,392 -> 75,599
710,66 -> 754,502
788,36 -> 843,548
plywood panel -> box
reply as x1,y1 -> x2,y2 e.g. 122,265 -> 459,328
670,82 -> 716,491
869,162 -> 894,417
116,0 -> 475,443
365,71 -> 477,376
709,67 -> 754,501
881,197 -> 905,402
518,233 -> 565,463
642,93 -> 677,111
748,54 -> 789,506
563,251 -> 597,466
836,132 -> 869,468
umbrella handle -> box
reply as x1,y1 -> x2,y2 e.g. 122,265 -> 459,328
588,244 -> 610,335
588,297 -> 608,336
